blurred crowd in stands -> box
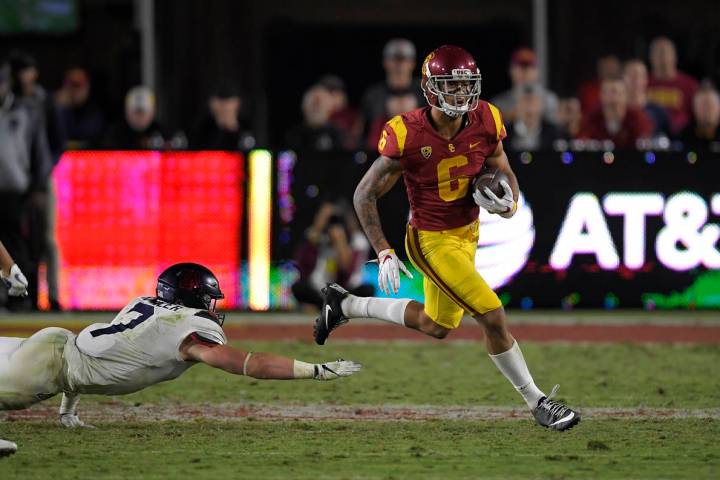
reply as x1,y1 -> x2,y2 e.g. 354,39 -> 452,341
287,37 -> 720,154
1,35 -> 719,311
2,36 -> 718,160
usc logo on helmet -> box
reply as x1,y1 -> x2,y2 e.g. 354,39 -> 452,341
422,52 -> 435,76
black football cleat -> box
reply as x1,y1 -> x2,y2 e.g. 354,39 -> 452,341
532,385 -> 581,431
314,283 -> 350,345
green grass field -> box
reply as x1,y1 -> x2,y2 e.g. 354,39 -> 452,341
1,337 -> 719,479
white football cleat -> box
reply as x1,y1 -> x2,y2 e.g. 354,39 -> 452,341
0,438 -> 17,458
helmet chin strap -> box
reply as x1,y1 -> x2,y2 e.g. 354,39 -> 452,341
430,104 -> 463,118
441,106 -> 463,118
437,97 -> 469,118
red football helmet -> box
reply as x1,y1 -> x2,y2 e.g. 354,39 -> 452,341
421,45 -> 482,118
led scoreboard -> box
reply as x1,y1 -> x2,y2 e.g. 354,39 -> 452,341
52,151 -> 244,310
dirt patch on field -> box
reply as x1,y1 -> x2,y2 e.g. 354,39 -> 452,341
2,323 -> 720,343
2,403 -> 718,423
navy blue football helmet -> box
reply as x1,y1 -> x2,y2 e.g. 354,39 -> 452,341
156,263 -> 225,325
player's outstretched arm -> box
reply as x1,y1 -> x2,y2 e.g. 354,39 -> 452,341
180,336 -> 361,381
0,240 -> 28,297
353,155 -> 403,255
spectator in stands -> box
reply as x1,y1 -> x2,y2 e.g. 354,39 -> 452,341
506,83 -> 559,152
623,59 -> 672,136
103,86 -> 167,149
491,47 -> 559,124
191,82 -> 255,150
361,39 -> 424,137
9,51 -> 65,160
319,75 -> 362,150
647,36 -> 699,134
9,51 -> 64,311
285,84 -> 344,151
0,58 -> 52,311
578,77 -> 653,149
577,54 -> 622,114
557,97 -> 582,138
292,201 -> 373,310
365,89 -> 419,151
55,67 -> 105,149
679,84 -> 720,150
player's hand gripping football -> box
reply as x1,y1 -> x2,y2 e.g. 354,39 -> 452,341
377,248 -> 413,295
1,264 -> 29,297
473,180 -> 516,218
313,359 -> 362,381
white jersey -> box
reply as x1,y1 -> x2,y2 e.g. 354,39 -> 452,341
65,296 -> 227,395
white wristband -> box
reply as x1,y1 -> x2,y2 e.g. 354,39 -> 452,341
292,360 -> 316,379
242,352 -> 254,376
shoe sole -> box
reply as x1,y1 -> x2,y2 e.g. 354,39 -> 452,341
539,415 -> 581,432
0,448 -> 17,458
315,285 -> 348,346
313,315 -> 327,345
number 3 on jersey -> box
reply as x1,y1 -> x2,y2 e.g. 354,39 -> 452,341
437,155 -> 469,202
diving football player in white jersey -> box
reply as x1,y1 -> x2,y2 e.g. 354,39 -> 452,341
0,262 -> 360,454
1,239 -> 29,458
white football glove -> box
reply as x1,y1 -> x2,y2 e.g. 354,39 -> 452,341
473,180 -> 516,218
313,359 -> 362,381
377,248 -> 413,295
1,264 -> 28,297
59,414 -> 95,429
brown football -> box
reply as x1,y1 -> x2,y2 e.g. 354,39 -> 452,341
473,169 -> 508,199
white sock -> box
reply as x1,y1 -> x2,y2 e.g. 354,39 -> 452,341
59,392 -> 80,415
340,295 -> 410,326
488,341 -> 545,410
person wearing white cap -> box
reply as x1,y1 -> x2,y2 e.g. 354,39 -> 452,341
361,38 -> 425,144
101,86 -> 166,149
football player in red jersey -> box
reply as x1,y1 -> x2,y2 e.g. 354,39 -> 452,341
315,45 -> 579,431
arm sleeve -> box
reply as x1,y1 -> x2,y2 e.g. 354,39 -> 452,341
486,102 -> 508,145
191,316 -> 227,345
175,315 -> 228,361
187,332 -> 222,346
377,115 -> 408,159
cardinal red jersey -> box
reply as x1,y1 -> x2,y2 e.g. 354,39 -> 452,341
378,103 -> 506,231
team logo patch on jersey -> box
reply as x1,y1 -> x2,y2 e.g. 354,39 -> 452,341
421,146 -> 432,159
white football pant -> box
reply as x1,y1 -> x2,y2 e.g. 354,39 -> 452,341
0,327 -> 74,410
